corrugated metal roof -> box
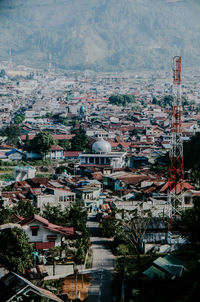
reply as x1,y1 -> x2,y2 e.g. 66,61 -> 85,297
143,266 -> 166,279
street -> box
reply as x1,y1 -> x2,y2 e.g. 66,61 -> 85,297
87,214 -> 115,302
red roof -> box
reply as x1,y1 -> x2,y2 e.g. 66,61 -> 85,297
160,181 -> 194,193
50,145 -> 64,151
64,151 -> 81,157
21,214 -> 74,237
80,164 -> 111,168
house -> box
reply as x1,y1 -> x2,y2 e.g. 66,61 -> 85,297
129,155 -> 149,168
49,145 -> 64,160
74,183 -> 101,209
64,151 -> 82,160
143,254 -> 186,280
6,148 -> 25,161
103,171 -> 150,191
0,272 -> 64,302
20,214 -> 74,250
14,166 -> 36,181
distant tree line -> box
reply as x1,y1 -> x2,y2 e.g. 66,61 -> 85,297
109,94 -> 136,106
152,95 -> 189,108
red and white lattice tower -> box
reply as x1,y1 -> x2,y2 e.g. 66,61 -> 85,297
168,56 -> 184,219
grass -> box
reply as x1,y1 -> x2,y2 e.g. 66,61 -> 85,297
35,173 -> 54,178
85,248 -> 92,269
0,173 -> 14,181
44,279 -> 63,295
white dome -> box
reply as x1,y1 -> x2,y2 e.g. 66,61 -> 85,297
92,138 -> 112,154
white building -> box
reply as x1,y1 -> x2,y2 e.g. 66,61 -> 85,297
14,166 -> 36,181
80,138 -> 126,169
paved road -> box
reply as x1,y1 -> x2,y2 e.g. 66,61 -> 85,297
87,214 -> 114,302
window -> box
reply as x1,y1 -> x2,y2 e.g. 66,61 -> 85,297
32,229 -> 38,236
185,197 -> 191,205
59,196 -> 64,202
30,225 -> 39,236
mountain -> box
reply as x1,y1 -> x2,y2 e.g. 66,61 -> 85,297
0,0 -> 200,71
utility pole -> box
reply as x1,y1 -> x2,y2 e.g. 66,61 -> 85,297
73,263 -> 78,299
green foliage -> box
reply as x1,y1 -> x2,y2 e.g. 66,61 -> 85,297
161,95 -> 173,108
29,131 -> 56,155
13,200 -> 39,218
0,125 -> 21,145
0,198 -> 13,224
59,116 -> 68,126
109,95 -> 136,107
0,227 -> 33,273
0,69 -> 6,77
59,139 -> 71,151
14,113 -> 25,124
1,1 -> 200,71
71,127 -> 89,151
182,96 -> 189,107
74,245 -> 86,264
42,204 -> 69,226
116,243 -> 130,256
100,217 -> 117,238
45,112 -> 53,118
180,196 -> 200,247
130,128 -> 138,136
152,96 -> 159,105
117,208 -> 152,261
184,132 -> 200,170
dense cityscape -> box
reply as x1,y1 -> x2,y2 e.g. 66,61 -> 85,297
1,1 -> 200,302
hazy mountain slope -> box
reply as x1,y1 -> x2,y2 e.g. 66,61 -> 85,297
0,0 -> 200,71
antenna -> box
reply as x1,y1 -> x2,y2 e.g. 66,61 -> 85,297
168,56 -> 184,227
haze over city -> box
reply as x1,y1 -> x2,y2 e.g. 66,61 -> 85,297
0,1 -> 200,302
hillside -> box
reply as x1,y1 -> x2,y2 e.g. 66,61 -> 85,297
0,0 -> 200,71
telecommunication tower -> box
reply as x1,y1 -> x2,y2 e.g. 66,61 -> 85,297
168,56 -> 184,219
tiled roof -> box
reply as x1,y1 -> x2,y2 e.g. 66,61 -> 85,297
20,214 -> 74,237
64,151 -> 81,157
50,145 -> 64,151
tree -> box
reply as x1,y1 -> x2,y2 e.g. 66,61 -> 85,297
13,200 -> 39,218
42,204 -> 69,226
152,96 -> 158,104
0,125 -> 21,145
29,131 -> 56,155
45,112 -> 53,118
14,113 -> 25,124
184,132 -> 200,171
0,197 -> 13,224
179,196 -> 200,247
0,227 -> 33,273
117,208 -> 152,263
71,127 -> 89,151
59,139 -> 71,151
109,94 -> 136,107
130,128 -> 138,136
0,69 -> 6,78
161,95 -> 173,108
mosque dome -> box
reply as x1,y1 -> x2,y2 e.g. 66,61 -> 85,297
92,138 -> 112,154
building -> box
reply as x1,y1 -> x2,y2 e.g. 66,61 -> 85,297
14,166 -> 36,181
20,214 -> 74,250
80,137 -> 126,170
6,148 -> 25,161
0,272 -> 64,302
